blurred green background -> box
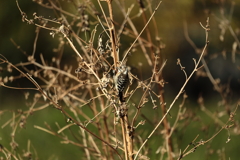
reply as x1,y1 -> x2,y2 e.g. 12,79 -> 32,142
0,0 -> 240,159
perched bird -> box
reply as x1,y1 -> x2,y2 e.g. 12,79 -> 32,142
113,65 -> 129,102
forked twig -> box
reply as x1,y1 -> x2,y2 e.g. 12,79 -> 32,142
134,17 -> 210,160
178,105 -> 238,159
121,1 -> 162,65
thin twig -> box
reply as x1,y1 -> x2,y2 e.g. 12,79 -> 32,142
134,17 -> 210,160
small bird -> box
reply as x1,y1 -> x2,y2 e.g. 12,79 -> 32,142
113,65 -> 129,102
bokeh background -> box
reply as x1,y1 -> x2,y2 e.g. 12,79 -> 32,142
0,0 -> 240,159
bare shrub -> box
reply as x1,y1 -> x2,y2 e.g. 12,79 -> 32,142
0,0 -> 239,160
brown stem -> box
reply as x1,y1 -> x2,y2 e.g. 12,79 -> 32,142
136,0 -> 155,60
159,92 -> 173,160
106,0 -> 119,69
121,113 -> 133,160
155,56 -> 173,160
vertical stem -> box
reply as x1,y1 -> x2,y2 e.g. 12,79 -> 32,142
159,94 -> 173,160
121,114 -> 133,160
125,116 -> 133,160
106,0 -> 119,68
136,0 -> 155,60
121,117 -> 129,160
155,59 -> 173,160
